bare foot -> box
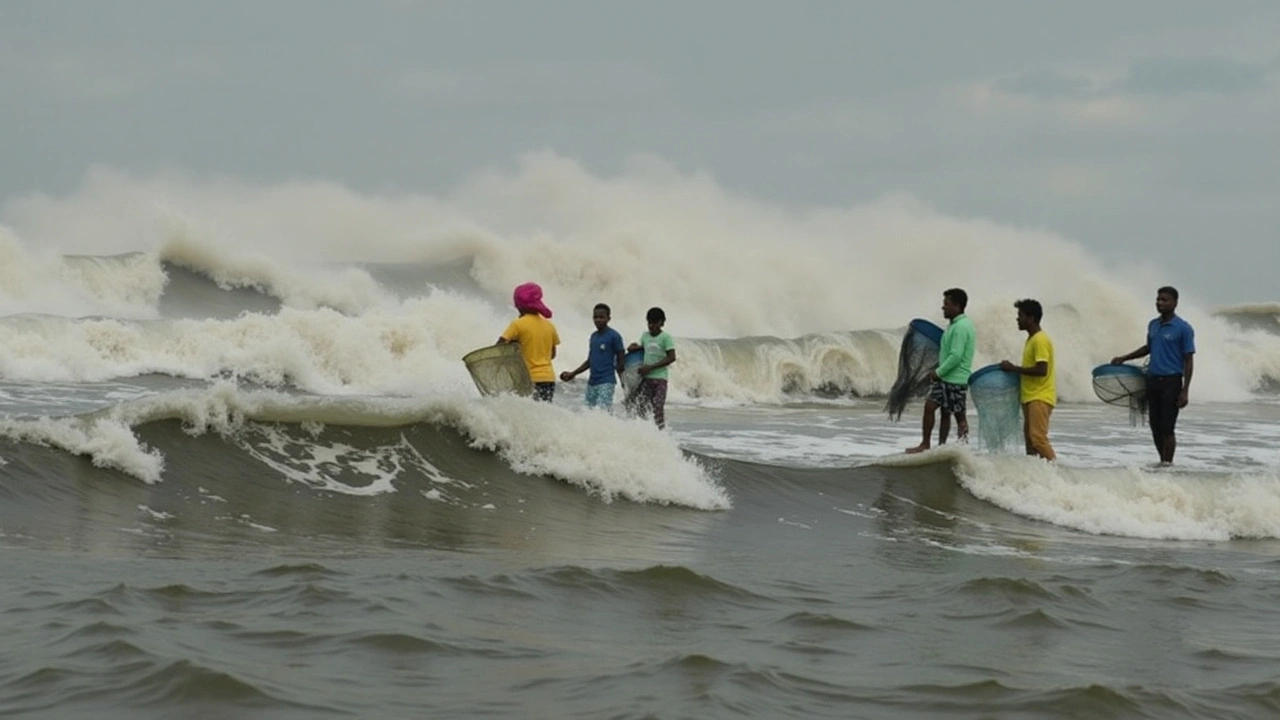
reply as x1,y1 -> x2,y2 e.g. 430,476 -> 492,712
904,444 -> 930,454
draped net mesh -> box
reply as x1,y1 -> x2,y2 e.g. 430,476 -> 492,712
619,349 -> 645,406
968,365 -> 1022,451
463,344 -> 533,397
885,320 -> 942,421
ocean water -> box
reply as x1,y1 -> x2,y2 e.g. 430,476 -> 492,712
2,161 -> 1280,719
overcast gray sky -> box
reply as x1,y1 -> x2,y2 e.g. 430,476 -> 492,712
3,0 -> 1278,302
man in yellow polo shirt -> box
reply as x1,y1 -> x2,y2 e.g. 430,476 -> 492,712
1000,298 -> 1056,461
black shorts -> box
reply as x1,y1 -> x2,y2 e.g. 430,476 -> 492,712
533,382 -> 556,402
929,380 -> 967,414
1146,375 -> 1182,437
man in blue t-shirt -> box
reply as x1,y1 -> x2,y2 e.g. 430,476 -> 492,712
560,303 -> 626,409
1111,286 -> 1196,465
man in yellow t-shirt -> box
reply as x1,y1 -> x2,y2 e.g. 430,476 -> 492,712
999,298 -> 1056,461
497,282 -> 560,401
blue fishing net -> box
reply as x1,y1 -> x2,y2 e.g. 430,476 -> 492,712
620,348 -> 646,410
1092,364 -> 1147,425
620,349 -> 645,391
968,364 -> 1022,451
885,319 -> 943,421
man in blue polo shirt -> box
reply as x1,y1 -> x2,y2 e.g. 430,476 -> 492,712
560,303 -> 627,409
1111,286 -> 1196,465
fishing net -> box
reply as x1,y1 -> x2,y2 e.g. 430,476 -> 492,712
885,319 -> 943,421
1092,364 -> 1147,425
463,343 -> 533,397
620,348 -> 646,410
620,349 -> 645,394
968,364 -> 1022,451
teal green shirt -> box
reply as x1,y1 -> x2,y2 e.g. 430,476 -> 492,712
936,314 -> 975,385
638,331 -> 675,380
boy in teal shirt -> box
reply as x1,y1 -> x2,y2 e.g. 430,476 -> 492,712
627,307 -> 676,429
906,288 -> 975,453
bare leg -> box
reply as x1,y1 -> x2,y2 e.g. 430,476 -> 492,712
1148,401 -> 1165,463
1161,434 -> 1176,465
938,412 -> 951,446
954,413 -> 969,443
905,399 -> 938,453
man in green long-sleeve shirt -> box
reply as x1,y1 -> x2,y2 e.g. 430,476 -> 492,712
906,288 -> 976,453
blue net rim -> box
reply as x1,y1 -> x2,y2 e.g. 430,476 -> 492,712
1092,363 -> 1145,378
624,349 -> 645,369
908,318 -> 944,344
968,363 -> 1016,385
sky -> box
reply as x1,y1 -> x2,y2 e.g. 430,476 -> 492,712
2,0 -> 1278,303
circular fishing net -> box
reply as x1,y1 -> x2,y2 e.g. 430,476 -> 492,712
1092,364 -> 1147,425
463,343 -> 533,397
968,364 -> 1022,451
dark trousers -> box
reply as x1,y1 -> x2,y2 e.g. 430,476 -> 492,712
1146,375 -> 1182,441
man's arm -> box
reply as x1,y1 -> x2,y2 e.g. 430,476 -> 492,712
639,350 -> 676,375
935,325 -> 969,378
935,340 -> 958,378
1001,360 -> 1048,376
1111,344 -> 1149,364
1180,323 -> 1195,398
561,358 -> 591,380
1179,354 -> 1194,407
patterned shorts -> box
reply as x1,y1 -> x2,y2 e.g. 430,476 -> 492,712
533,382 -> 556,402
584,383 -> 616,409
929,380 -> 967,414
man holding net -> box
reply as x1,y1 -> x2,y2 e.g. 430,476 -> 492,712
1000,299 -> 1056,461
1111,286 -> 1196,465
906,288 -> 975,454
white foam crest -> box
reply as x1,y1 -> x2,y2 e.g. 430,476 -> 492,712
0,382 -> 728,508
1220,329 -> 1280,394
428,394 -> 731,509
0,414 -> 166,483
0,227 -> 165,318
953,454 -> 1280,540
1216,301 -> 1280,319
3,157 -> 1274,401
0,382 -> 410,485
2,166 -> 486,261
158,230 -> 397,314
0,291 -> 503,393
670,331 -> 901,405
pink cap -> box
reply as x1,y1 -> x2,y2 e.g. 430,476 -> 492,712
513,282 -> 552,318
